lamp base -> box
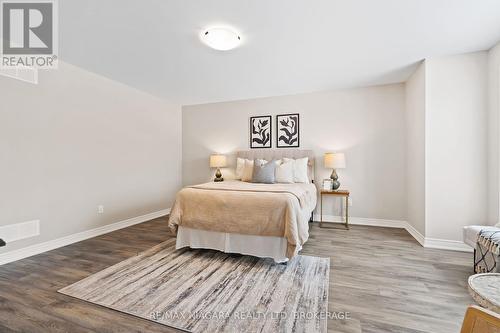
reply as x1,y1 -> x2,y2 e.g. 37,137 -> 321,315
331,169 -> 340,190
214,168 -> 224,182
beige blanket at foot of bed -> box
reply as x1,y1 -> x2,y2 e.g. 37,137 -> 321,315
168,181 -> 317,259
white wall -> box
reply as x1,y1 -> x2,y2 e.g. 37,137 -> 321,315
488,42 -> 500,225
183,84 -> 407,221
0,62 -> 182,253
425,52 -> 488,241
405,62 -> 426,236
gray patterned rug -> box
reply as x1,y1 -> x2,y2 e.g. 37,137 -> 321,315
59,238 -> 329,333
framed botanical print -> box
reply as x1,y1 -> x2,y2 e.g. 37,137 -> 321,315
250,115 -> 272,148
276,113 -> 300,148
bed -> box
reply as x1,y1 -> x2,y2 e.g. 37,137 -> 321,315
168,149 -> 317,262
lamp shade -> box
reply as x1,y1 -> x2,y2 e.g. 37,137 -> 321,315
324,152 -> 346,169
210,154 -> 227,168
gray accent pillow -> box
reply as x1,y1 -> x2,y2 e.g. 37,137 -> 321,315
252,159 -> 276,184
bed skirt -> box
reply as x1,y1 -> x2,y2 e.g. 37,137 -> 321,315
176,226 -> 294,263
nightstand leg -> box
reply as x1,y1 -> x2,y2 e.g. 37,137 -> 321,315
320,193 -> 323,228
345,195 -> 349,229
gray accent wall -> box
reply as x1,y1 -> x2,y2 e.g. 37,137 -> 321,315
182,84 -> 408,221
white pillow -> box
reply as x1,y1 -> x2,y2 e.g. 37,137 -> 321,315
275,161 -> 294,183
236,158 -> 245,179
241,159 -> 267,182
283,157 -> 309,183
241,159 -> 254,182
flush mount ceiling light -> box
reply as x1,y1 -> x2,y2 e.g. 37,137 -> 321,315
201,27 -> 241,51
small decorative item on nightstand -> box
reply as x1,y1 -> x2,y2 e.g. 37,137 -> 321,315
324,152 -> 346,190
322,179 -> 333,191
210,154 -> 227,182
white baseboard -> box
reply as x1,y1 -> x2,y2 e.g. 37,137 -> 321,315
424,237 -> 472,252
0,209 -> 170,266
314,214 -> 407,228
403,222 -> 425,246
1,209 -> 470,266
314,214 -> 472,252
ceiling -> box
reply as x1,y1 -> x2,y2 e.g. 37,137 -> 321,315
59,0 -> 500,106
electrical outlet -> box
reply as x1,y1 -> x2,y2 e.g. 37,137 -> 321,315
348,198 -> 353,206
98,205 -> 104,214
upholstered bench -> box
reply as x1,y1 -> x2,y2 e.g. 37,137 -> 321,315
463,225 -> 500,273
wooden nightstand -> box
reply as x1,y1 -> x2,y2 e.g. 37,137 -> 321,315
320,189 -> 350,229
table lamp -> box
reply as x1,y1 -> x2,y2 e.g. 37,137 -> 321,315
324,152 -> 346,190
210,154 -> 227,182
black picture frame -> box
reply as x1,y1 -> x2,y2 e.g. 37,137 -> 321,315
250,115 -> 272,148
276,113 -> 300,148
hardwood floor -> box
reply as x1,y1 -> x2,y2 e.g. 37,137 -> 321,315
304,224 -> 472,333
0,217 -> 472,333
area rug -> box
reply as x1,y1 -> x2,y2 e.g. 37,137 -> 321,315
59,238 -> 330,332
